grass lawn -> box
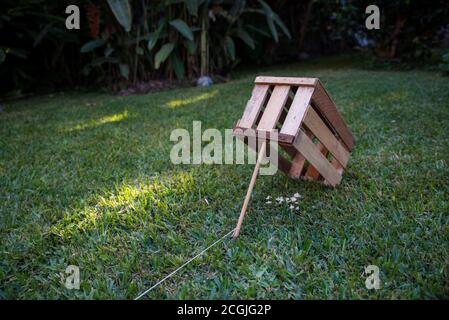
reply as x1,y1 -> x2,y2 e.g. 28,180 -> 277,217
1,56 -> 448,299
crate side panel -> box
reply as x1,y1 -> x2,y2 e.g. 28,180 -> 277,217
303,106 -> 350,167
257,85 -> 290,130
239,84 -> 270,129
312,81 -> 355,151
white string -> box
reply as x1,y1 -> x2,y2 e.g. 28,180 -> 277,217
134,227 -> 236,300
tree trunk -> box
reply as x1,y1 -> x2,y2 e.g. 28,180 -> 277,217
298,0 -> 315,52
389,15 -> 406,59
200,12 -> 208,76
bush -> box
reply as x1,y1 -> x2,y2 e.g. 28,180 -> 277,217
0,0 -> 290,95
1,0 -> 448,96
438,51 -> 449,76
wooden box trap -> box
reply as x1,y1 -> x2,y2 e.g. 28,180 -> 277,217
232,76 -> 355,237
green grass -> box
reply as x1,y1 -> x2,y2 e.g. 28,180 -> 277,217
1,56 -> 448,299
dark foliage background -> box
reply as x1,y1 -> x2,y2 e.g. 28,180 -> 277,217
1,0 -> 448,97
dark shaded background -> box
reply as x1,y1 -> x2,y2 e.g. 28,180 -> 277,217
1,0 -> 448,98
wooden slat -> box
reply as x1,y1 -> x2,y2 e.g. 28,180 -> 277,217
280,86 -> 315,137
255,76 -> 317,86
303,106 -> 350,167
312,81 -> 355,150
240,136 -> 291,175
293,130 -> 342,186
305,142 -> 327,180
232,126 -> 295,144
324,158 -> 344,186
331,158 -> 344,175
289,152 -> 306,178
257,85 -> 290,131
238,84 -> 270,129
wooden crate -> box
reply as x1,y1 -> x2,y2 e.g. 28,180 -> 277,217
233,76 -> 355,187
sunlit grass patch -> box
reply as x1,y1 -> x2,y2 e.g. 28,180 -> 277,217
165,90 -> 218,109
65,109 -> 129,132
50,171 -> 196,240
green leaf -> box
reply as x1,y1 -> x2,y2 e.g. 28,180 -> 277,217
230,0 -> 246,17
16,68 -> 34,81
119,64 -> 129,79
80,39 -> 106,53
272,13 -> 291,39
442,52 -> 449,62
169,19 -> 194,41
266,17 -> 278,43
82,65 -> 91,76
148,22 -> 165,51
246,24 -> 270,37
236,29 -> 255,50
258,0 -> 282,42
5,47 -> 29,59
155,43 -> 175,69
107,0 -> 132,32
224,36 -> 236,60
148,33 -> 159,51
104,47 -> 114,57
136,47 -> 144,55
185,0 -> 199,16
439,63 -> 449,71
257,0 -> 273,17
171,53 -> 185,80
0,49 -> 5,64
184,40 -> 196,55
33,22 -> 54,48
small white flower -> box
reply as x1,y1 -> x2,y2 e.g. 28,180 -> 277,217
295,206 -> 300,210
204,198 -> 209,205
286,198 -> 291,203
266,201 -> 272,204
294,193 -> 301,198
266,196 -> 271,200
290,197 -> 297,202
289,205 -> 294,210
276,197 -> 284,203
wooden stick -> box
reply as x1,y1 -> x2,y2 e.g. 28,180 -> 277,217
233,141 -> 267,238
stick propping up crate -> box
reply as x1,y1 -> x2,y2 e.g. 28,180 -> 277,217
232,76 -> 355,238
